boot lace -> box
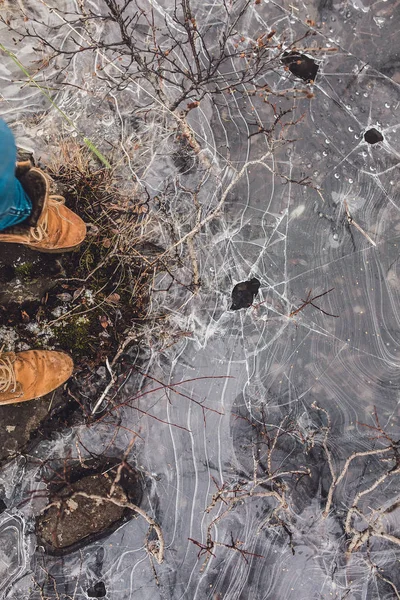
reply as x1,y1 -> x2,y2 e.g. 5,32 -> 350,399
30,194 -> 67,242
0,353 -> 17,394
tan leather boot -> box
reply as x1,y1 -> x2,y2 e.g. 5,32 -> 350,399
0,350 -> 73,405
0,164 -> 87,252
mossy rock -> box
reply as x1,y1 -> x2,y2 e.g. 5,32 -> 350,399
13,261 -> 35,279
54,315 -> 96,358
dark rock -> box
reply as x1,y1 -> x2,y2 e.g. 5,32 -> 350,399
0,392 -> 66,467
364,128 -> 384,144
281,51 -> 319,83
36,473 -> 126,551
231,278 -> 260,310
87,581 -> 107,598
35,458 -> 143,555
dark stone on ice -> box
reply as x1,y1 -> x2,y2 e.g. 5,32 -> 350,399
36,473 -> 126,552
231,278 -> 260,310
36,458 -> 144,555
87,581 -> 107,598
364,128 -> 384,144
281,51 -> 319,83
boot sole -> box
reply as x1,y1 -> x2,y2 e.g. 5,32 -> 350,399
26,242 -> 84,254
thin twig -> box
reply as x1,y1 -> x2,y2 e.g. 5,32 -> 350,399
344,200 -> 376,247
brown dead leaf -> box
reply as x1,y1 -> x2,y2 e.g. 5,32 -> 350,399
57,293 -> 73,302
21,310 -> 30,323
72,287 -> 84,302
106,293 -> 120,304
99,315 -> 109,329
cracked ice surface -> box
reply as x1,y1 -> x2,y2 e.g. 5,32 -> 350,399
0,0 -> 399,598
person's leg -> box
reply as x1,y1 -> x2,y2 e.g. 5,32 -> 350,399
0,119 -> 32,231
0,118 -> 87,252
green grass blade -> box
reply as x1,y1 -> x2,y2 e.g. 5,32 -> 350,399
83,138 -> 112,169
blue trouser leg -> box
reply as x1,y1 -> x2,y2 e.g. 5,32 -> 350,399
0,119 -> 32,231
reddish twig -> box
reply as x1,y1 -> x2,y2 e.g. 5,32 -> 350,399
290,288 -> 338,318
